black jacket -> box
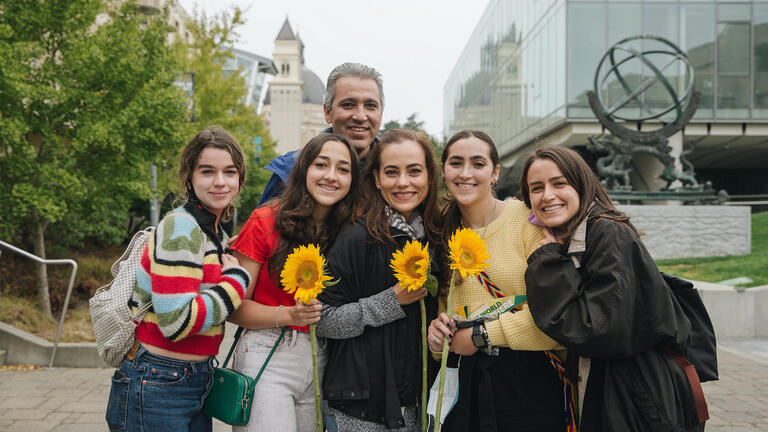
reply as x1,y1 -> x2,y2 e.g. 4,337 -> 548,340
318,219 -> 438,428
525,217 -> 703,432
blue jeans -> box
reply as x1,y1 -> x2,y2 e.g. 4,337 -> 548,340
105,345 -> 215,432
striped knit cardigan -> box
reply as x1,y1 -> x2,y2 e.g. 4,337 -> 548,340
129,206 -> 250,356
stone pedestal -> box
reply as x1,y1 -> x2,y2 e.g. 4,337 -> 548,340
617,204 -> 751,259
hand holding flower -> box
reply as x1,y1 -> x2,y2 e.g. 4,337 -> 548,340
287,299 -> 322,326
427,313 -> 455,353
393,282 -> 427,305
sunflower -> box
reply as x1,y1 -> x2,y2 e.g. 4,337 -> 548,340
280,244 -> 333,304
448,227 -> 491,278
390,240 -> 430,292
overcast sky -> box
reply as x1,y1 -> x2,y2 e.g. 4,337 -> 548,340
177,0 -> 490,138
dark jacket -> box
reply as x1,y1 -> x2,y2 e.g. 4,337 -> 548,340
318,219 -> 438,429
525,216 -> 703,432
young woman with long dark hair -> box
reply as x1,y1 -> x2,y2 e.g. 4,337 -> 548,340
427,130 -> 566,432
317,129 -> 443,431
520,145 -> 702,431
227,133 -> 360,432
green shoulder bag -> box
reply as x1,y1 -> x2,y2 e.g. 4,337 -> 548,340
204,326 -> 287,426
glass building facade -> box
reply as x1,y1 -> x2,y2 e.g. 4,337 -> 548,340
444,0 -> 768,167
223,48 -> 276,110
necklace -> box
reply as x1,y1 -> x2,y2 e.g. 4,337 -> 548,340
463,199 -> 498,239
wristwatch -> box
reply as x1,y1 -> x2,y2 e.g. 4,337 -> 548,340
471,323 -> 489,349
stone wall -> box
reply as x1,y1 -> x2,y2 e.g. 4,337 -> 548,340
617,205 -> 751,259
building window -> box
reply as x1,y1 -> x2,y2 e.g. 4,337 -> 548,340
717,3 -> 750,119
754,4 -> 768,118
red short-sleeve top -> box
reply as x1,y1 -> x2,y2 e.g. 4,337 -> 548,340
230,204 -> 308,332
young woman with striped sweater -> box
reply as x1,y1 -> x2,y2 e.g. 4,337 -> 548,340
106,127 -> 251,432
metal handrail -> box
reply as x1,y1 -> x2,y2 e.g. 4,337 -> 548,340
0,240 -> 78,368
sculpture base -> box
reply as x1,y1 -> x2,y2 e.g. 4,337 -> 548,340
617,204 -> 751,259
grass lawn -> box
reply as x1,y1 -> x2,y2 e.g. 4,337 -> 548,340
656,211 -> 768,287
0,295 -> 95,342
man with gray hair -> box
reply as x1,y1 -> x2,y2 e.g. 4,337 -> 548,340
258,62 -> 384,205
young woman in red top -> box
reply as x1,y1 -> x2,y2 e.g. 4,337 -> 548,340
228,133 -> 360,432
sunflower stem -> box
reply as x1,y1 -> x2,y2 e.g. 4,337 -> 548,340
310,323 -> 322,432
420,297 -> 427,432
434,271 -> 456,432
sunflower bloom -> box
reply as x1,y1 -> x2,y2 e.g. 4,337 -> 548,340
448,227 -> 491,278
280,244 -> 332,304
390,240 -> 430,292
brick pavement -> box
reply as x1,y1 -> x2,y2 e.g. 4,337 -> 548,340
0,345 -> 766,431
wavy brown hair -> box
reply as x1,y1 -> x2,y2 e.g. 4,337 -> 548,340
267,133 -> 361,281
519,145 -> 628,245
356,129 -> 442,247
179,126 -> 246,222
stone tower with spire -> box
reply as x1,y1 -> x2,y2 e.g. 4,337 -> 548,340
261,18 -> 327,154
264,18 -> 304,154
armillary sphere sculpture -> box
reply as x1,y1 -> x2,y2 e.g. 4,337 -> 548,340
586,35 -> 717,202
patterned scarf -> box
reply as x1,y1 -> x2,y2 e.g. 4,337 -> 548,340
385,206 -> 425,240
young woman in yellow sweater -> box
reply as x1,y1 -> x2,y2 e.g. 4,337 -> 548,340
427,130 -> 566,431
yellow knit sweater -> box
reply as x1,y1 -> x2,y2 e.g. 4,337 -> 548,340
444,199 -> 561,351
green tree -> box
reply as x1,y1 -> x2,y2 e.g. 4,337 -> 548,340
381,113 -> 444,158
0,0 -> 188,318
178,7 -> 276,224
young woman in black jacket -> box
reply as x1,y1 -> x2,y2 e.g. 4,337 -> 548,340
520,145 -> 705,432
317,129 -> 442,431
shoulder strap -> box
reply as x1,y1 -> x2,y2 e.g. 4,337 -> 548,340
663,345 -> 709,423
221,326 -> 287,380
111,227 -> 154,278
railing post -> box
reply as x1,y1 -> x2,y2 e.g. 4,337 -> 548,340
0,240 -> 78,368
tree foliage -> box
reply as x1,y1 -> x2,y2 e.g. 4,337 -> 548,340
0,0 -> 188,316
381,113 -> 444,158
177,6 -> 276,223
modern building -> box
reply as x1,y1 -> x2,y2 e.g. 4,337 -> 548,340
223,49 -> 277,109
444,0 -> 768,196
260,18 -> 327,154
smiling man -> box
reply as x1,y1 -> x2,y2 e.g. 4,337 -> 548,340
258,63 -> 384,205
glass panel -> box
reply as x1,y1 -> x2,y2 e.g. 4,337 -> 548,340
755,4 -> 768,118
682,3 -> 715,118
567,2 -> 605,118
718,3 -> 750,21
608,3 -> 641,47
718,22 -> 750,75
644,3 -> 679,45
718,75 -> 750,118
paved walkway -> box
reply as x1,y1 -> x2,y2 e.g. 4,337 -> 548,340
0,339 -> 766,431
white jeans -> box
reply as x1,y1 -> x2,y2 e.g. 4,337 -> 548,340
232,327 -> 327,432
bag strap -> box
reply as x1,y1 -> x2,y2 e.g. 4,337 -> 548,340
221,326 -> 288,375
663,346 -> 709,424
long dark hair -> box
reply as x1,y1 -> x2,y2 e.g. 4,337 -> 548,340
439,130 -> 500,242
519,145 -> 628,245
356,129 -> 441,246
179,126 -> 246,222
267,133 -> 360,281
